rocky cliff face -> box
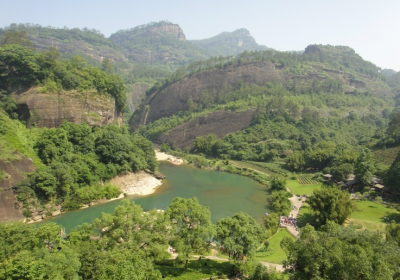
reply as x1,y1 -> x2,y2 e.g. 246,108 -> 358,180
32,36 -> 127,63
147,24 -> 186,41
132,60 -> 393,129
132,61 -> 283,127
110,23 -> 206,65
110,23 -> 186,46
158,110 -> 255,149
126,82 -> 150,113
0,153 -> 35,221
14,88 -> 122,128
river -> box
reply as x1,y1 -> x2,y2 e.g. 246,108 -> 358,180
49,162 -> 270,232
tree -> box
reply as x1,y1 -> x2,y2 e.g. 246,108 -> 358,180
386,221 -> 400,246
216,212 -> 266,275
385,150 -> 400,193
330,163 -> 354,181
0,30 -> 33,48
269,191 -> 291,216
270,177 -> 286,191
308,187 -> 353,225
0,44 -> 41,90
282,222 -> 400,280
264,213 -> 279,237
93,200 -> 170,257
285,151 -> 305,171
354,149 -> 375,187
387,110 -> 400,143
166,197 -> 215,269
101,58 -> 114,73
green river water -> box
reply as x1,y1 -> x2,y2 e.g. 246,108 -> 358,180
49,162 -> 270,232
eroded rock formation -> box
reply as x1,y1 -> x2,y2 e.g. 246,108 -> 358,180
13,88 -> 121,128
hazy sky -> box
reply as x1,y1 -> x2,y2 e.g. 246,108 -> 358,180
1,0 -> 399,71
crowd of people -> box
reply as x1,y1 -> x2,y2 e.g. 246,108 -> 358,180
280,215 -> 299,231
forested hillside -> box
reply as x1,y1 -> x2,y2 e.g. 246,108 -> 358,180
2,17 -> 400,279
0,37 -> 158,220
130,44 -> 400,193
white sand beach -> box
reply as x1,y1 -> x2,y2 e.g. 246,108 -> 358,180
155,150 -> 184,165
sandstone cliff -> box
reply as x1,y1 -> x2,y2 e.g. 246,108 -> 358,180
13,88 -> 122,128
158,110 -> 255,149
0,153 -> 35,221
132,60 -> 393,129
132,61 -> 283,127
126,82 -> 150,113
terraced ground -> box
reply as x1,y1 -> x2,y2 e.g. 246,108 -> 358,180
373,146 -> 400,167
286,178 -> 321,196
230,160 -> 288,177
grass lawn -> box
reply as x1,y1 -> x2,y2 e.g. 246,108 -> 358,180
286,180 -> 321,196
156,258 -> 230,280
255,228 -> 295,264
296,203 -> 318,228
297,200 -> 400,232
348,200 -> 400,231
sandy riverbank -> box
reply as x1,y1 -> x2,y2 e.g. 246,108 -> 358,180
110,171 -> 163,196
26,151 -> 174,223
155,150 -> 184,165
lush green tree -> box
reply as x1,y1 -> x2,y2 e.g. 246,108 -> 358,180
270,177 -> 286,191
282,222 -> 400,280
354,149 -> 375,187
330,163 -> 354,181
386,221 -> 400,246
385,150 -> 400,193
0,30 -> 33,48
93,200 -> 170,258
285,151 -> 305,171
35,128 -> 74,164
308,187 -> 353,225
269,191 -> 291,216
0,44 -> 41,90
216,212 -> 266,261
166,197 -> 215,269
264,213 -> 279,237
387,110 -> 400,144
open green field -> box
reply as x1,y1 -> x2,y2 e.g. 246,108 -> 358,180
348,200 -> 400,231
297,200 -> 400,231
286,179 -> 321,196
255,228 -> 295,264
156,259 -> 230,280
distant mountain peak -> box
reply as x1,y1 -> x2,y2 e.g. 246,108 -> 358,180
111,21 -> 186,41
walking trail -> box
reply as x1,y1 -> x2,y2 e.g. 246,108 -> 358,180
282,186 -> 306,238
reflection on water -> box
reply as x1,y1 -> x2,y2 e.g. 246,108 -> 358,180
49,162 -> 270,232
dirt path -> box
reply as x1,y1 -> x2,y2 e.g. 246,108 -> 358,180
280,187 -> 306,238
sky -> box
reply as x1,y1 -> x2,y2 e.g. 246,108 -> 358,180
1,0 -> 399,71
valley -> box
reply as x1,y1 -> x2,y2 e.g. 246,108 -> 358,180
1,19 -> 400,280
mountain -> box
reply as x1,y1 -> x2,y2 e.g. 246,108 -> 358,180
0,23 -> 127,66
190,28 -> 271,57
132,45 -> 395,158
0,22 -> 271,69
110,21 -> 206,66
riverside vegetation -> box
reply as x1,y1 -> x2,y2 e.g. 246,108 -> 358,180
2,25 -> 400,279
